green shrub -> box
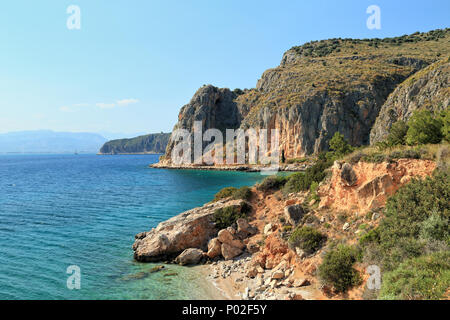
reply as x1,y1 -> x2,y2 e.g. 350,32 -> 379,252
283,159 -> 332,193
388,149 -> 421,160
439,108 -> 450,142
361,171 -> 450,271
329,132 -> 353,156
288,226 -> 326,254
406,110 -> 443,145
232,186 -> 253,201
214,186 -> 253,202
257,175 -> 288,192
385,120 -> 409,146
381,171 -> 449,245
213,204 -> 251,229
214,187 -> 237,201
318,244 -> 361,293
359,229 -> 380,247
379,251 -> 450,300
420,212 -> 449,242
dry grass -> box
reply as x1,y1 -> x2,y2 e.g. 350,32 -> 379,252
342,142 -> 450,164
236,29 -> 450,126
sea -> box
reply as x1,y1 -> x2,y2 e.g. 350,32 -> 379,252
0,154 -> 265,300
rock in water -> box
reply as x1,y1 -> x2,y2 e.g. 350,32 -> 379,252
133,199 -> 245,262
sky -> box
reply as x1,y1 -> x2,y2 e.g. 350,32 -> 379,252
0,0 -> 449,136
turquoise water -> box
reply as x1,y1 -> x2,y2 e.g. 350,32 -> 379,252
0,154 -> 264,300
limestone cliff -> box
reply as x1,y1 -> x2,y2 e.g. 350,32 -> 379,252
370,58 -> 450,144
160,29 -> 450,165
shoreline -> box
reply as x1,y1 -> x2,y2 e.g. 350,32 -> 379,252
150,163 -> 309,172
97,152 -> 164,155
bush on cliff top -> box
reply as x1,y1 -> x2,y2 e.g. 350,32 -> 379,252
214,186 -> 253,202
214,187 -> 238,201
283,158 -> 332,194
257,175 -> 289,192
213,203 -> 251,230
232,186 -> 253,201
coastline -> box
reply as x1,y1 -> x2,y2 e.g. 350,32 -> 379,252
150,162 -> 309,172
98,152 -> 163,155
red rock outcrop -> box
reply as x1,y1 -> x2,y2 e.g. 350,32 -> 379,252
318,159 -> 436,213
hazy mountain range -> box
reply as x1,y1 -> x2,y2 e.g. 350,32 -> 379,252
0,130 -> 108,154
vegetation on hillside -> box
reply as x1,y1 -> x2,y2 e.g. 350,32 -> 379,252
288,226 -> 326,254
318,244 -> 361,293
213,203 -> 252,230
213,186 -> 253,202
240,29 -> 450,127
99,133 -> 171,154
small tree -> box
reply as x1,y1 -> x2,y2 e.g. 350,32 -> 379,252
329,132 -> 353,156
406,110 -> 443,145
386,120 -> 409,146
318,244 -> 361,293
439,108 -> 450,142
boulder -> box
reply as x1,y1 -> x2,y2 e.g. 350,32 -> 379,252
340,163 -> 358,187
236,218 -> 257,238
175,248 -> 204,265
293,278 -> 311,287
264,223 -> 274,235
207,238 -> 222,259
133,199 -> 245,262
271,270 -> 285,280
284,204 -> 305,226
246,267 -> 258,278
218,229 -> 234,244
246,242 -> 260,254
221,243 -> 243,260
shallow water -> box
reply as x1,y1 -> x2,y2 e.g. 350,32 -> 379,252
0,154 -> 264,299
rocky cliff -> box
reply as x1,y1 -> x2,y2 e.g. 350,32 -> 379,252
318,159 -> 436,213
99,133 -> 170,155
159,29 -> 449,166
370,58 -> 450,144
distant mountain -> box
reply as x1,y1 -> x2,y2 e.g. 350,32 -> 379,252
97,131 -> 148,141
99,133 -> 171,155
0,130 -> 107,154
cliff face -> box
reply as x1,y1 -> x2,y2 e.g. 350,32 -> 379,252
161,85 -> 245,164
370,58 -> 450,144
318,159 -> 437,213
161,29 -> 450,165
99,133 -> 170,154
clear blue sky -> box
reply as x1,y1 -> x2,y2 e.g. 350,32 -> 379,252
0,0 -> 449,136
